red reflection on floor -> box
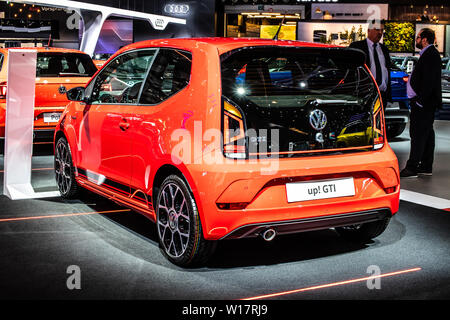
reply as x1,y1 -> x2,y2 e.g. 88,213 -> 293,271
241,267 -> 422,300
0,209 -> 130,223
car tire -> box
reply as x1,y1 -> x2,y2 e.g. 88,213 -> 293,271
54,137 -> 80,199
156,174 -> 216,267
387,123 -> 406,139
335,218 -> 390,242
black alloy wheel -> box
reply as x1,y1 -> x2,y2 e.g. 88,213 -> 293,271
156,175 -> 216,267
55,137 -> 79,199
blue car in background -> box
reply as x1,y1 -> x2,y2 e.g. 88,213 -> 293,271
389,65 -> 409,109
384,64 -> 410,138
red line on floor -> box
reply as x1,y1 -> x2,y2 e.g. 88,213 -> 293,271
0,209 -> 131,223
241,267 -> 422,300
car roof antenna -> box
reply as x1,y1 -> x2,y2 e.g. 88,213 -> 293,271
272,15 -> 285,40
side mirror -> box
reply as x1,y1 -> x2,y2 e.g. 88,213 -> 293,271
67,87 -> 86,102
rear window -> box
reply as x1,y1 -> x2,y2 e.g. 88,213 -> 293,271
36,52 -> 97,77
221,46 -> 379,157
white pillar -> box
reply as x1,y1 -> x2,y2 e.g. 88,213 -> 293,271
3,49 -> 60,200
78,9 -> 108,57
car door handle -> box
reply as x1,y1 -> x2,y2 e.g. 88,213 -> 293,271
119,119 -> 130,131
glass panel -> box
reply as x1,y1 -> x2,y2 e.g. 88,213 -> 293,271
140,49 -> 192,105
221,46 -> 378,156
36,52 -> 97,77
90,50 -> 156,104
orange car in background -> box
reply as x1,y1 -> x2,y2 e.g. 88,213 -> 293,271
55,38 -> 400,267
0,47 -> 97,142
92,53 -> 112,69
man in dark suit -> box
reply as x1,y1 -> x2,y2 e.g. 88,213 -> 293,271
349,21 -> 392,106
400,28 -> 442,178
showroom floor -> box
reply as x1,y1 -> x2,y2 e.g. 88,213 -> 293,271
0,122 -> 449,300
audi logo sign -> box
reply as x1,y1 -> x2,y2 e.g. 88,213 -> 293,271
164,4 -> 190,15
155,19 -> 165,28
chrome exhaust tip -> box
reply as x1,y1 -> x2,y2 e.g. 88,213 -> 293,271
261,228 -> 277,242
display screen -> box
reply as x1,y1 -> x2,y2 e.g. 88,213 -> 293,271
80,19 -> 133,55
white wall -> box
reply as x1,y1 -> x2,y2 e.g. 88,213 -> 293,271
297,22 -> 369,45
311,3 -> 388,21
415,24 -> 445,54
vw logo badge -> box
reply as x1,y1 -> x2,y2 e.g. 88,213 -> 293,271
309,109 -> 327,131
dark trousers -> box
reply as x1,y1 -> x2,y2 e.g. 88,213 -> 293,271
406,101 -> 435,171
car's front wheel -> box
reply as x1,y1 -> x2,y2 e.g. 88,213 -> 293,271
156,175 -> 216,267
335,218 -> 390,242
55,137 -> 79,199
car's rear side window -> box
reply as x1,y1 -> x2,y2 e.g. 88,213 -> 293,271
139,49 -> 192,105
36,52 -> 97,77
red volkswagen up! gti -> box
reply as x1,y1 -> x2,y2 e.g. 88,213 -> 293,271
54,38 -> 400,267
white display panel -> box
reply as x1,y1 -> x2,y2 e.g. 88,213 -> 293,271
286,177 -> 355,203
415,24 -> 445,54
296,22 -> 370,45
3,49 -> 59,200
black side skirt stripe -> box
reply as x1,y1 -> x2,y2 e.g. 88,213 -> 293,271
77,167 -> 152,206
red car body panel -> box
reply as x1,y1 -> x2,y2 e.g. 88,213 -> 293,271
56,38 -> 400,241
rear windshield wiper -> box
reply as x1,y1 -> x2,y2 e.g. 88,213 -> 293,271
312,99 -> 359,105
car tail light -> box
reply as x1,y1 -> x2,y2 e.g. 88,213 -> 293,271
223,99 -> 246,159
0,81 -> 7,99
402,76 -> 409,83
373,97 -> 385,150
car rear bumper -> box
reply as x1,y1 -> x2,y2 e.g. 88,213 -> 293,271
187,145 -> 400,240
221,208 -> 391,239
33,128 -> 56,142
0,103 -> 61,139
